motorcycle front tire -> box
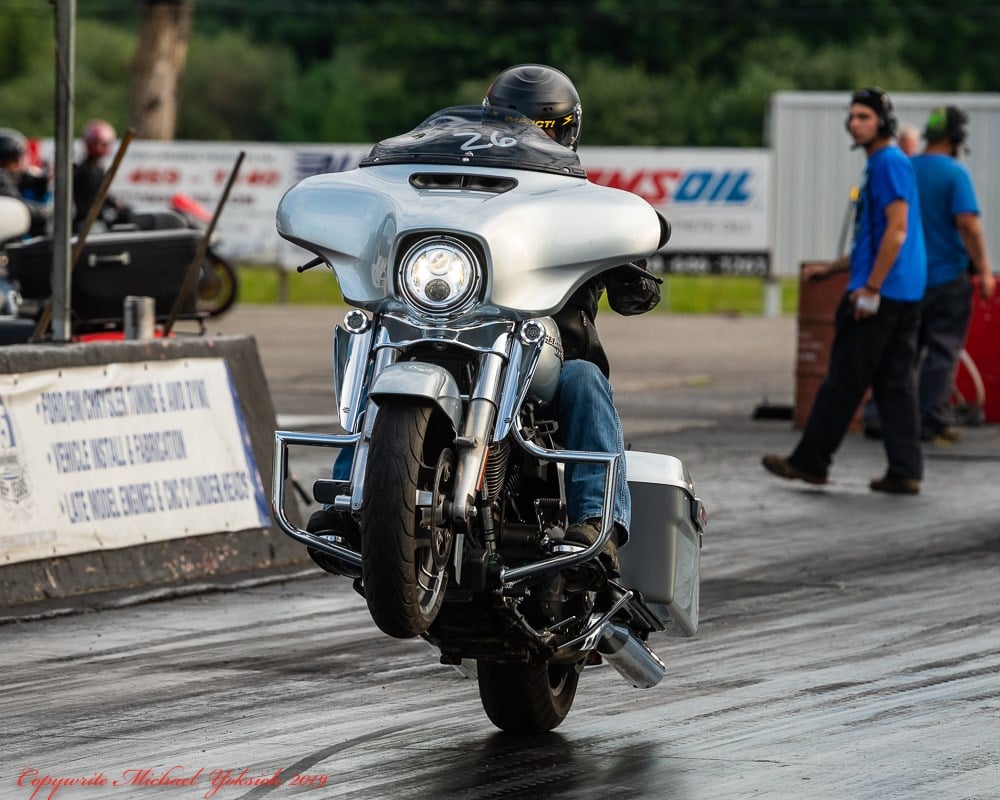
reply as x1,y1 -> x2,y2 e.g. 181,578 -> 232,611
361,401 -> 449,639
476,660 -> 581,733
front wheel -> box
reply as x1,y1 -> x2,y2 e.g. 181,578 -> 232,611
476,660 -> 582,733
361,402 -> 451,639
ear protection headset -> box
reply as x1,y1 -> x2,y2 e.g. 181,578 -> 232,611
924,105 -> 969,147
845,87 -> 898,139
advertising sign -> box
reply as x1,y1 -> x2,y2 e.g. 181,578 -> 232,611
582,147 -> 772,275
40,139 -> 771,274
0,359 -> 270,565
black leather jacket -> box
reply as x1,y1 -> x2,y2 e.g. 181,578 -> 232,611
552,262 -> 661,378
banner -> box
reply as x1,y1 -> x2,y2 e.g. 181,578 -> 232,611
582,147 -> 771,275
38,139 -> 771,273
0,359 -> 270,565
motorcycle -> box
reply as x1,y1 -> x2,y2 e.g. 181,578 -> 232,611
130,193 -> 239,318
272,106 -> 706,733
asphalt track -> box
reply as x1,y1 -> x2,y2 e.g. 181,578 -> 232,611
3,305 -> 999,800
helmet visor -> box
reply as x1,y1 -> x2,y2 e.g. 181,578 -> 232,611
531,110 -> 579,148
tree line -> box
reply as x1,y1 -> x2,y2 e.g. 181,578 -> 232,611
1,1 -> 998,146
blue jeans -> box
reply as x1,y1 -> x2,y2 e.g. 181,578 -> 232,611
329,360 -> 631,540
547,359 -> 631,542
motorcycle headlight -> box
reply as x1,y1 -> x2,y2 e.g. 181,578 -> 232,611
399,236 -> 480,316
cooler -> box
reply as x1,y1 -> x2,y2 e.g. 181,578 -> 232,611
5,229 -> 202,329
619,451 -> 706,638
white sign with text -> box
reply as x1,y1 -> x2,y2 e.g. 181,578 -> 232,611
0,359 -> 270,565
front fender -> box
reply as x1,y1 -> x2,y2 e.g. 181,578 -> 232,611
368,362 -> 462,433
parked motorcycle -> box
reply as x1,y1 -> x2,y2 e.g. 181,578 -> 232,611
272,106 -> 706,733
131,193 -> 239,317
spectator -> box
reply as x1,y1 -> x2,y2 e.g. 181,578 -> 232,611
73,118 -> 130,232
868,105 -> 995,444
763,87 -> 926,494
0,127 -> 49,236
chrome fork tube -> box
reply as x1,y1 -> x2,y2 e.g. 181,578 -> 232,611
451,338 -> 509,524
350,335 -> 398,513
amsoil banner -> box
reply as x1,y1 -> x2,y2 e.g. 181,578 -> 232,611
0,359 -> 270,565
581,147 -> 771,275
39,140 -> 771,274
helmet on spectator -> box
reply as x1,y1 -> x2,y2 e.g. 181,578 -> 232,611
484,64 -> 582,150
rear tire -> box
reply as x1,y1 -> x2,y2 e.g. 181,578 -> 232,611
361,402 -> 450,639
196,251 -> 238,317
476,660 -> 581,733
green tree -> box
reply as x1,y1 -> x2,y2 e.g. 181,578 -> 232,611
178,31 -> 297,140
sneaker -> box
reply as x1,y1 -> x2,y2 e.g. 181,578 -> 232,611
564,520 -> 621,578
761,454 -> 827,486
869,475 -> 920,495
306,508 -> 361,576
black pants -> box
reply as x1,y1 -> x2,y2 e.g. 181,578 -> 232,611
918,275 -> 973,436
791,294 -> 923,480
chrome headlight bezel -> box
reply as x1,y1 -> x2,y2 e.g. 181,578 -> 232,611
397,235 -> 482,318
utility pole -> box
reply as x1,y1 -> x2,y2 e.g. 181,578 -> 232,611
51,0 -> 76,342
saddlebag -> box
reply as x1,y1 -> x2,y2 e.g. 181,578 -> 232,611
5,229 -> 202,330
620,451 -> 705,637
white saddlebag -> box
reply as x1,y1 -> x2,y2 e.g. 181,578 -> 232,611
620,451 -> 705,637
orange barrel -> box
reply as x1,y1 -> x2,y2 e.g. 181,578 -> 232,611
794,263 -> 864,430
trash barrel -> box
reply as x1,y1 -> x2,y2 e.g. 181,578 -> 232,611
794,263 -> 864,430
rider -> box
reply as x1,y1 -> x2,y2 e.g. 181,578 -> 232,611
483,64 -> 662,573
308,64 -> 661,577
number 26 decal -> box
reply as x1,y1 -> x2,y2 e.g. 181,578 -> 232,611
454,130 -> 518,151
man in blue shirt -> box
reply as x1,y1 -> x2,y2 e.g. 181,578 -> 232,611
763,87 -> 927,494
910,106 -> 995,440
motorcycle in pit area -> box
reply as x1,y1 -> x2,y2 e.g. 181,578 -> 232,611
129,193 -> 239,318
272,106 -> 706,733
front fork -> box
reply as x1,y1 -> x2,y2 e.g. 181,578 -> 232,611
271,313 -> 617,583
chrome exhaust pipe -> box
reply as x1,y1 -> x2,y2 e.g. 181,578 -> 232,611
598,623 -> 666,689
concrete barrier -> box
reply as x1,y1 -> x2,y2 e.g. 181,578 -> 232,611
0,334 -> 305,609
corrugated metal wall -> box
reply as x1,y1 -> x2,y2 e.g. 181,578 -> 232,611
769,91 -> 1000,278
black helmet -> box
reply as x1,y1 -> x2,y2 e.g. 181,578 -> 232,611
924,105 -> 969,146
484,64 -> 582,150
0,128 -> 27,165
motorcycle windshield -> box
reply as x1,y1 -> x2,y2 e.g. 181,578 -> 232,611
361,106 -> 588,178
277,107 -> 664,317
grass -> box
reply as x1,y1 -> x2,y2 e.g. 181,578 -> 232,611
236,265 -> 801,316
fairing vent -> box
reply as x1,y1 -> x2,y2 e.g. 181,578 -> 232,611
409,173 -> 518,194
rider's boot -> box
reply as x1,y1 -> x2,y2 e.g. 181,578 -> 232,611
563,519 -> 621,578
